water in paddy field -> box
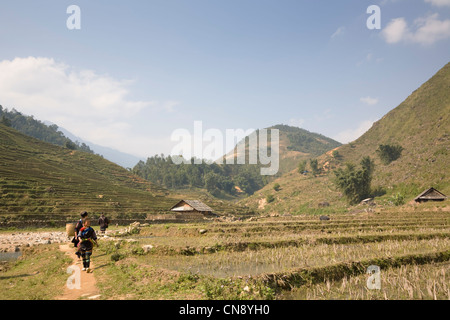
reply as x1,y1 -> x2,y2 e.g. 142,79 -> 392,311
0,251 -> 22,262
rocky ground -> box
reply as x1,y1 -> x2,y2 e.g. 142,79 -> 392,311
0,231 -> 70,253
0,222 -> 145,254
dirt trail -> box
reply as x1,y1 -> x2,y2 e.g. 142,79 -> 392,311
57,244 -> 101,300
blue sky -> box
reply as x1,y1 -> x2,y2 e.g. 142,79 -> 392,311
0,0 -> 449,159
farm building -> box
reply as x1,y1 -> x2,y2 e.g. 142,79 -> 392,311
414,188 -> 447,203
170,200 -> 215,219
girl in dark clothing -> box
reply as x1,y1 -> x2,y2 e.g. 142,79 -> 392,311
77,218 -> 98,273
73,211 -> 88,249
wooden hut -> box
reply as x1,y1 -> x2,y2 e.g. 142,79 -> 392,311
170,200 -> 214,219
414,188 -> 447,203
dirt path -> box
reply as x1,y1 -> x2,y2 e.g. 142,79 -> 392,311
57,244 -> 101,300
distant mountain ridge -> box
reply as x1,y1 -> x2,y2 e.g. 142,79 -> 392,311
0,105 -> 142,168
55,125 -> 143,169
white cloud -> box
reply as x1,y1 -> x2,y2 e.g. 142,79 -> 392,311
425,0 -> 450,7
413,14 -> 450,45
382,14 -> 450,45
334,120 -> 376,144
382,18 -> 409,44
331,27 -> 345,39
0,57 -> 174,157
360,96 -> 379,106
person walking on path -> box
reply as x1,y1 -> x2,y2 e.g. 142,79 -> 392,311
77,218 -> 98,273
72,211 -> 88,253
98,213 -> 110,234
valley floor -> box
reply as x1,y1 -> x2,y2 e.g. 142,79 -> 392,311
1,208 -> 449,300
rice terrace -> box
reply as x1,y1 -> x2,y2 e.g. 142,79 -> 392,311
0,1 -> 449,304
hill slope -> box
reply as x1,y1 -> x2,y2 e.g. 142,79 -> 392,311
0,124 -> 175,218
222,124 -> 342,177
241,62 -> 450,214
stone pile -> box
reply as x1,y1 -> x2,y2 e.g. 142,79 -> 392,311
0,231 -> 68,253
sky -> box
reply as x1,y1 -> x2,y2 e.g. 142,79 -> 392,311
0,0 -> 449,160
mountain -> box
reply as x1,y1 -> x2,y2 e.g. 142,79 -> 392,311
55,125 -> 143,169
131,125 -> 341,198
240,62 -> 450,214
0,106 -> 94,154
0,124 -> 175,218
0,107 -> 142,168
222,124 -> 342,177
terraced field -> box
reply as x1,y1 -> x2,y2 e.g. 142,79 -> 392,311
95,209 -> 449,299
0,124 -> 177,221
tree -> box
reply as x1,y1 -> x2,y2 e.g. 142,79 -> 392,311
266,194 -> 275,203
332,150 -> 342,159
376,144 -> 403,165
310,159 -> 320,176
65,140 -> 77,150
297,160 -> 307,174
333,156 -> 375,205
0,115 -> 11,127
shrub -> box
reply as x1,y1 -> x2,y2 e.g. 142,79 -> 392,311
333,157 -> 375,205
310,159 -> 320,176
266,194 -> 275,203
390,193 -> 405,206
111,252 -> 125,262
376,144 -> 404,165
297,160 -> 307,174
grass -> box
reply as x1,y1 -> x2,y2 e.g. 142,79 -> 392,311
1,209 -> 448,300
0,244 -> 72,300
0,124 -> 176,219
90,210 -> 449,299
282,262 -> 450,300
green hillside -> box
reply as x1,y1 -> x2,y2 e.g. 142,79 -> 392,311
223,124 -> 341,177
333,62 -> 450,197
0,106 -> 94,153
0,124 -> 176,219
241,62 -> 450,214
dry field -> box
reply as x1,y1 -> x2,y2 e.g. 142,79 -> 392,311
95,209 -> 449,299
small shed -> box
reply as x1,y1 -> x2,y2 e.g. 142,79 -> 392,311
414,188 -> 447,203
170,200 -> 214,219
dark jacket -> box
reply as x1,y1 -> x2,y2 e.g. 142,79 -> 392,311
98,216 -> 110,229
75,219 -> 83,234
77,227 -> 97,251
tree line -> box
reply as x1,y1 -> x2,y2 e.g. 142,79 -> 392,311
132,154 -> 268,196
0,105 -> 94,154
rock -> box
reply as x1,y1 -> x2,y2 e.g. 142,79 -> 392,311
319,215 -> 330,221
199,229 -> 207,235
318,202 -> 330,208
142,245 -> 154,253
